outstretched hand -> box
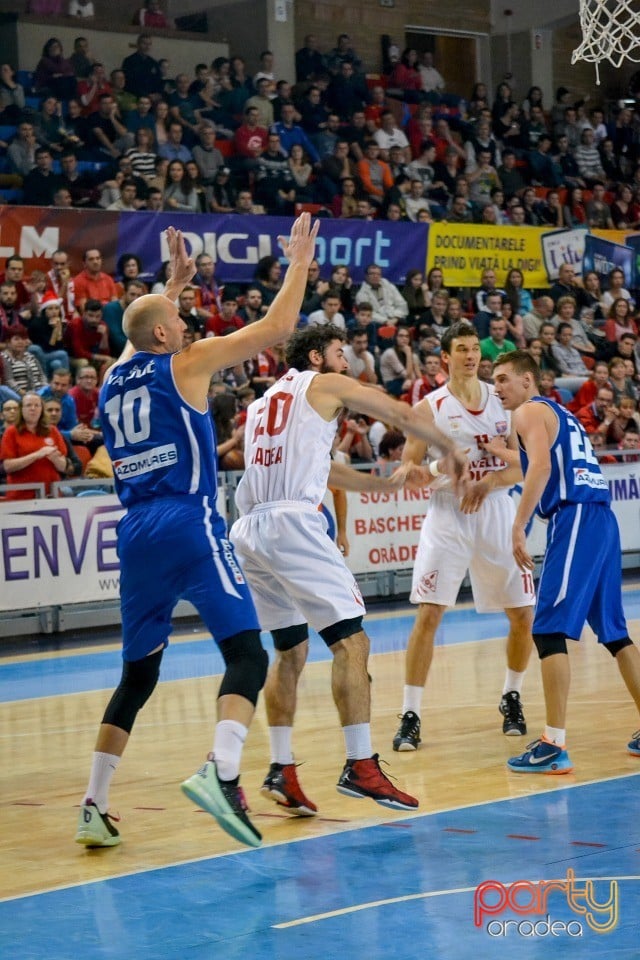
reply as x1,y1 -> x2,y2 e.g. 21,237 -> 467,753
278,212 -> 320,270
439,448 -> 470,497
388,462 -> 431,490
166,226 -> 196,290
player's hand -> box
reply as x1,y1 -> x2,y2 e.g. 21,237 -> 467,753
388,462 -> 430,489
439,448 -> 470,497
459,477 -> 491,514
336,531 -> 350,557
166,226 -> 196,287
513,523 -> 534,571
478,435 -> 507,458
278,211 -> 320,270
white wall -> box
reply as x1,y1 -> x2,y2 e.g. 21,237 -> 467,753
18,21 -> 227,77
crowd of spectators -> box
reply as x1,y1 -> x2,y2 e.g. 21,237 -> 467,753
4,29 -> 640,221
2,233 -> 640,499
2,28 -> 640,497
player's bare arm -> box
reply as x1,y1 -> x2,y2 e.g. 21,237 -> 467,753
511,403 -> 554,571
307,373 -> 467,491
175,213 -> 319,394
328,458 -> 411,493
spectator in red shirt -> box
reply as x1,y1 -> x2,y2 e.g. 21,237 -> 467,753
69,364 -> 102,451
233,105 -> 268,180
0,391 -> 67,499
69,365 -> 99,427
72,248 -> 118,311
576,384 -> 617,438
65,299 -> 113,371
205,291 -> 245,337
77,62 -> 112,116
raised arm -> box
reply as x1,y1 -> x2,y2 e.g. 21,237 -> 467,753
175,213 -> 319,384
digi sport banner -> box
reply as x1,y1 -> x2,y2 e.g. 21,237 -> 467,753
2,205 -> 640,289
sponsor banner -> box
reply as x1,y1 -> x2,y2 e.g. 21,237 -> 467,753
624,231 -> 640,287
426,222 -> 549,288
2,206 -> 639,291
0,205 -> 120,274
0,486 -> 228,611
583,233 -> 634,289
116,212 -> 427,285
0,495 -> 124,609
327,462 -> 637,577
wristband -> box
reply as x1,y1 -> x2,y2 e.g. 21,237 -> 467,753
429,459 -> 440,478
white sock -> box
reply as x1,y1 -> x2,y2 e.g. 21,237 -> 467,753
503,669 -> 526,696
83,752 -> 121,814
402,684 -> 423,717
213,719 -> 248,781
343,723 -> 372,760
269,726 -> 294,766
544,725 -> 565,746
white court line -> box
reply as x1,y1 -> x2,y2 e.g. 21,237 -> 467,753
273,876 -> 640,928
1,771 -> 638,905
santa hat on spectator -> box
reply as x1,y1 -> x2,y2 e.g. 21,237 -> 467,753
40,290 -> 63,311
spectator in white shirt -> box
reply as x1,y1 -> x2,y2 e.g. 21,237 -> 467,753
307,289 -> 346,330
373,110 -> 411,163
419,52 -> 445,94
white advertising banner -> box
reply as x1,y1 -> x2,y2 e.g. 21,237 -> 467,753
0,487 -> 228,612
333,462 -> 640,576
0,462 -> 638,612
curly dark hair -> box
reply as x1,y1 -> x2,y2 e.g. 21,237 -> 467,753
285,324 -> 346,370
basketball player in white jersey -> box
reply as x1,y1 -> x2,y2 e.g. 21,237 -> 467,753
392,320 -> 534,753
230,324 -> 467,815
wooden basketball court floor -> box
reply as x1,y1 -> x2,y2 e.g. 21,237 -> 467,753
2,590 -> 640,958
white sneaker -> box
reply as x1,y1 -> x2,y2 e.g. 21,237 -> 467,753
75,801 -> 121,847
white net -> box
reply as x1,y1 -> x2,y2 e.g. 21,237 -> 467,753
572,0 -> 640,83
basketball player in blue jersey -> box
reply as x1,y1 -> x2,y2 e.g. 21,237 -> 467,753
492,350 -> 640,773
75,214 -> 320,850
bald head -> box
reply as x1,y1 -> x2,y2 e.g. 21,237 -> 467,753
123,294 -> 176,351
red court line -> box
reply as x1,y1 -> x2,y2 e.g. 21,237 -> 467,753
442,827 -> 477,834
570,840 -> 607,847
506,834 -> 540,840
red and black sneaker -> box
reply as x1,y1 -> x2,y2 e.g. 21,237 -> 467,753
336,754 -> 419,810
261,762 -> 318,816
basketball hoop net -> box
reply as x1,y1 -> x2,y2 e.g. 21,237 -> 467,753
572,0 -> 640,85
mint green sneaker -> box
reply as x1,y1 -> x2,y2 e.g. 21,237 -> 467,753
181,756 -> 262,848
75,801 -> 121,847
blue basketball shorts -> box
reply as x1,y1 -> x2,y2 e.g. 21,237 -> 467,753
117,494 -> 259,661
534,501 -> 628,644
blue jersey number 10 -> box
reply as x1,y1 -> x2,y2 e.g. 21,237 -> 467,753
103,386 -> 152,448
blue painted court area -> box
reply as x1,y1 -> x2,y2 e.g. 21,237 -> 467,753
2,776 -> 638,960
4,587 -> 640,703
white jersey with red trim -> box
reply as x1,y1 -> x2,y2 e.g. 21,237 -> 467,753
235,368 -> 338,515
426,381 -> 511,487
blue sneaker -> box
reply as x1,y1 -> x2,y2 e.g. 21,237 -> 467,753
507,738 -> 573,775
628,731 -> 640,756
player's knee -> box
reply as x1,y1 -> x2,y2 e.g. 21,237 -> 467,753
320,616 -> 364,647
604,637 -> 633,658
218,630 -> 268,706
271,623 -> 309,651
533,632 -> 567,660
102,648 -> 163,733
